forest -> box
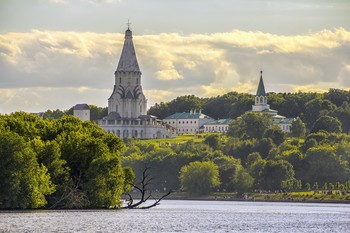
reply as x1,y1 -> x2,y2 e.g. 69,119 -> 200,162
1,88 -> 350,209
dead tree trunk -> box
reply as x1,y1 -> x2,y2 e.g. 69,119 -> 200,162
122,166 -> 172,209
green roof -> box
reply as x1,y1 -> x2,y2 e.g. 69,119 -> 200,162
204,118 -> 232,125
164,112 -> 212,120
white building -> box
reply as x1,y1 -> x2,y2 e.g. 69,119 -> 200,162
163,110 -> 214,134
248,71 -> 294,133
203,119 -> 232,133
98,26 -> 174,139
73,104 -> 90,121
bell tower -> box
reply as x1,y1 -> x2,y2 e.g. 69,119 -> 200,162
252,71 -> 270,112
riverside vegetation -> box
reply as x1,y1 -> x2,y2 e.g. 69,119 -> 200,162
2,89 -> 350,209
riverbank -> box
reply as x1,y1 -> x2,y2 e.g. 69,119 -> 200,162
162,191 -> 350,203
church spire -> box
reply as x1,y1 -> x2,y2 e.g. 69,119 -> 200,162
256,70 -> 266,96
116,23 -> 140,72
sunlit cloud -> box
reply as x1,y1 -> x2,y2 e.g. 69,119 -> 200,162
0,28 -> 350,113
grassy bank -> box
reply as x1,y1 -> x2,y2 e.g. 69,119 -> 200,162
145,133 -> 209,145
163,191 -> 350,203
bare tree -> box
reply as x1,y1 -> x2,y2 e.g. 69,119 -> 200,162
49,172 -> 89,209
123,166 -> 172,209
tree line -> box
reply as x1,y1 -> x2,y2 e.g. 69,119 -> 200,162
148,88 -> 350,133
122,111 -> 350,196
2,88 -> 350,208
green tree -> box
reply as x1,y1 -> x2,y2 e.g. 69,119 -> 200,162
311,115 -> 342,133
227,112 -> 273,139
213,156 -> 242,192
179,161 -> 220,196
0,131 -> 55,209
264,127 -> 285,146
259,160 -> 295,190
290,117 -> 306,137
302,98 -> 336,129
230,167 -> 254,193
332,101 -> 350,133
204,134 -> 221,150
304,146 -> 349,184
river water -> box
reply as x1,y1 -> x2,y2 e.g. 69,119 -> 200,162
1,200 -> 349,232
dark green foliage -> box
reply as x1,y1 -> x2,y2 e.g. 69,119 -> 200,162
264,128 -> 285,146
204,134 -> 221,150
290,117 -> 306,138
0,131 -> 54,209
258,160 -> 295,190
302,98 -> 336,129
0,113 -> 128,209
147,95 -> 204,119
303,146 -> 349,184
227,112 -> 273,139
311,116 -> 342,133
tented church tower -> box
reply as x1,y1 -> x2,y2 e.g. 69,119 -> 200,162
98,25 -> 173,139
108,26 -> 147,118
252,71 -> 270,112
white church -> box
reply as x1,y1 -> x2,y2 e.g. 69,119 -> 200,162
249,71 -> 294,132
98,26 -> 174,139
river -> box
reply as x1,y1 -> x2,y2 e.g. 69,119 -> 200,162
1,200 -> 349,232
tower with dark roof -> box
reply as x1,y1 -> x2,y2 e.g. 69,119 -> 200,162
108,26 -> 147,118
252,71 -> 270,112
248,71 -> 294,133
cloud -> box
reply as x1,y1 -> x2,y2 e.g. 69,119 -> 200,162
0,28 -> 350,113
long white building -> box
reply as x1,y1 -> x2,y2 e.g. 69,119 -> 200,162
163,110 -> 214,134
98,26 -> 173,139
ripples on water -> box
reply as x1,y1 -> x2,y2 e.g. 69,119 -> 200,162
1,200 -> 350,232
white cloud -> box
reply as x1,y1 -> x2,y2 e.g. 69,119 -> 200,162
0,28 -> 350,113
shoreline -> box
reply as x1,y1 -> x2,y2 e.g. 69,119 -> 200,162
162,191 -> 350,204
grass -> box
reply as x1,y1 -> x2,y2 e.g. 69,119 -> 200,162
145,133 -> 211,145
166,190 -> 350,203
249,190 -> 350,203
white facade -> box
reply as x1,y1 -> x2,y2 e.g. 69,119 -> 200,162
98,27 -> 174,139
203,119 -> 231,133
73,104 -> 90,121
163,110 -> 214,134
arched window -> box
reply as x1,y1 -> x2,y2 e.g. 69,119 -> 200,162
260,96 -> 264,104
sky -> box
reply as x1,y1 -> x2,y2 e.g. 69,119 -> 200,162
0,0 -> 350,113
